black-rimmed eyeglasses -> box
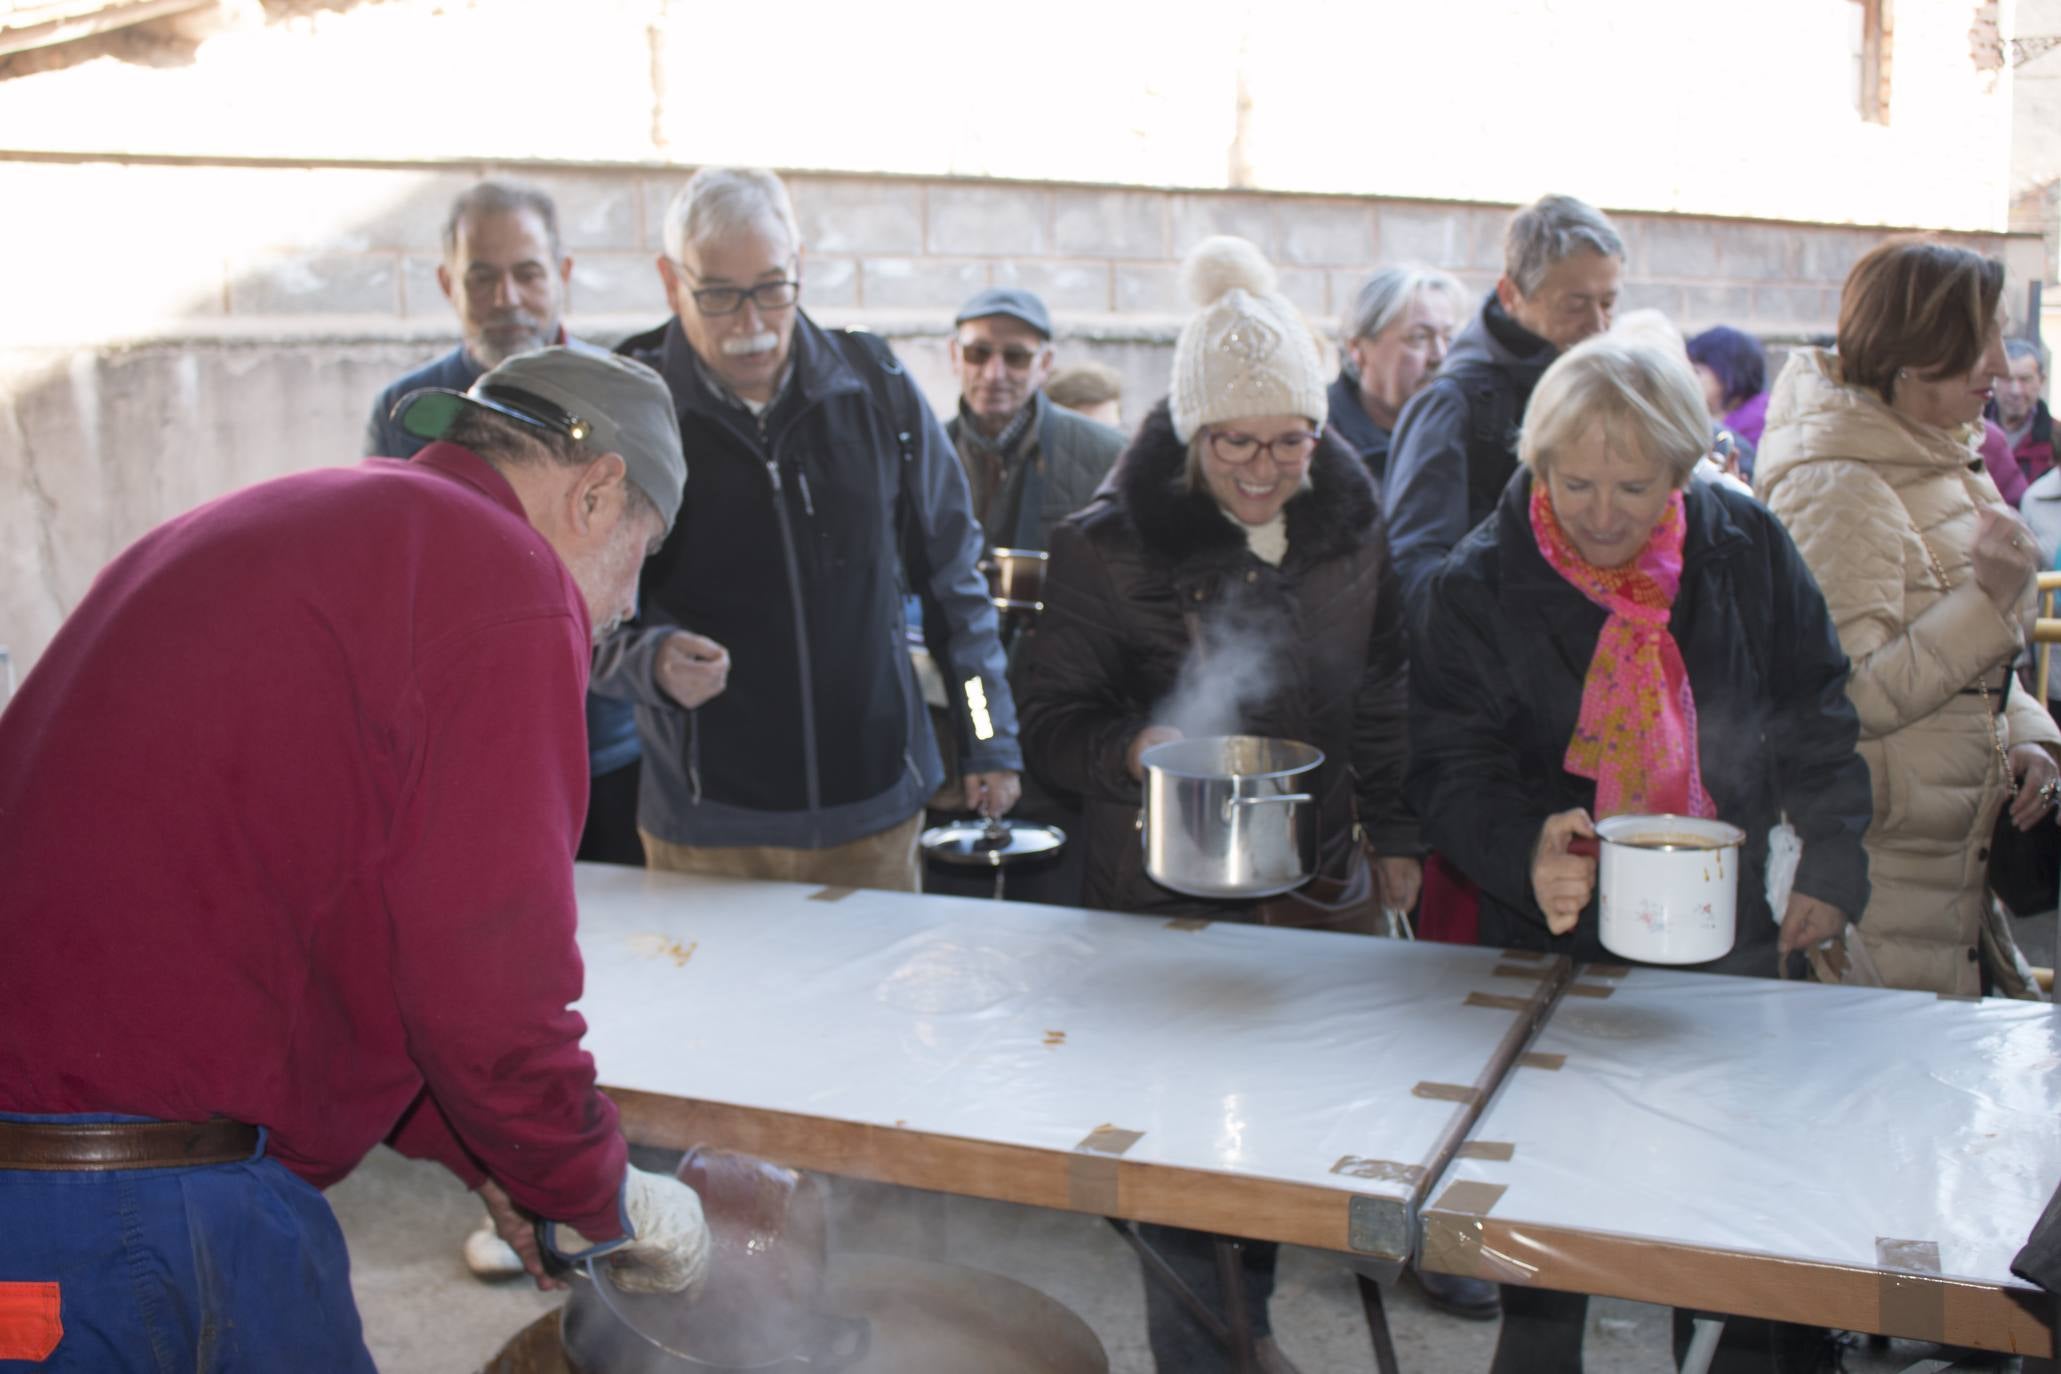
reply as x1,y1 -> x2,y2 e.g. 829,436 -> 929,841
1207,428 -> 1321,467
674,262 -> 802,317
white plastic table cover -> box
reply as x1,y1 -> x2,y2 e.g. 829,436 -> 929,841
569,863 -> 1565,1260
1419,966 -> 2061,1355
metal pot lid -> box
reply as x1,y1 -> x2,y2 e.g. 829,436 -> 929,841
920,818 -> 1066,867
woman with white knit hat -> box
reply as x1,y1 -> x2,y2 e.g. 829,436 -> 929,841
1014,236 -> 1429,1367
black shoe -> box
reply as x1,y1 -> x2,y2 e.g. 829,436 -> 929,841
1413,1264 -> 1501,1320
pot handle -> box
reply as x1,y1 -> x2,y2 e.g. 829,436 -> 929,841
1566,836 -> 1601,859
1222,792 -> 1313,822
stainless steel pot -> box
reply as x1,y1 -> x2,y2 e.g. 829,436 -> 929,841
1139,735 -> 1323,899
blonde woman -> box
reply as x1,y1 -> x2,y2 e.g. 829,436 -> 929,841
1409,333 -> 1871,1372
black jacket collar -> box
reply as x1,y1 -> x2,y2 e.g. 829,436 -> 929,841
1115,400 -> 1378,568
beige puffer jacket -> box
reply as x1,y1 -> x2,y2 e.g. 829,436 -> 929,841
1757,349 -> 2059,994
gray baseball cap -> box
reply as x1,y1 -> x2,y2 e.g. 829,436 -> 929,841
954,287 -> 1053,339
395,348 -> 687,533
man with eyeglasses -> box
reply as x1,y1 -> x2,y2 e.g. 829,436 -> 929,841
606,167 -> 1020,893
945,287 -> 1125,553
0,349 -> 714,1369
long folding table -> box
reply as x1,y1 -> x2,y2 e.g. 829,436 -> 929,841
1419,965 -> 2060,1359
568,864 -> 2059,1362
572,863 -> 1561,1267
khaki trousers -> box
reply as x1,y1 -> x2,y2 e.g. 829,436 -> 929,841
639,812 -> 925,894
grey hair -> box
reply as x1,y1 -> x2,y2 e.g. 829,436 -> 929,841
662,167 -> 800,264
447,408 -> 668,523
1341,266 -> 1469,350
2006,336 -> 2050,375
1505,194 -> 1625,296
443,179 -> 562,261
1519,336 -> 1709,487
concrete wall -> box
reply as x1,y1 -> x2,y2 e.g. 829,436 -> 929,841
1,151 -> 2047,685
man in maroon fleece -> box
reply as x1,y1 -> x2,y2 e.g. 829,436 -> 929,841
0,349 -> 706,1370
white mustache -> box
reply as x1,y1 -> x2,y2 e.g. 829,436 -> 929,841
720,331 -> 780,358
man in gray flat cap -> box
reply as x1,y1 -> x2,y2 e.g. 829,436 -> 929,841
946,286 -> 1125,553
0,348 -> 710,1367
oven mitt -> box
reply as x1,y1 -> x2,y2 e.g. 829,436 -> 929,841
553,1164 -> 712,1296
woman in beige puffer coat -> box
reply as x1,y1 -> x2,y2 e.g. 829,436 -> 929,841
1758,238 -> 2060,995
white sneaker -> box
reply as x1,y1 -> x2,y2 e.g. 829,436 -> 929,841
462,1218 -> 527,1280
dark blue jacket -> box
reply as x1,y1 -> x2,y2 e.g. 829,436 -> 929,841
599,313 -> 1019,849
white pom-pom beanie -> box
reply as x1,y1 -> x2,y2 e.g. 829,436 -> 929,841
1168,235 -> 1329,443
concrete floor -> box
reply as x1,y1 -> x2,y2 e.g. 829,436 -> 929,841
331,1145 -> 2029,1373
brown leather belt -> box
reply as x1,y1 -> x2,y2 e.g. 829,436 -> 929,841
0,1118 -> 259,1172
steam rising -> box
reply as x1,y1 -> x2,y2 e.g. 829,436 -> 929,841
1155,595 -> 1285,739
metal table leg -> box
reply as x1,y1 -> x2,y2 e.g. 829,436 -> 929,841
1680,1316 -> 1725,1374
1107,1218 -> 1262,1372
1215,1236 -> 1261,1374
1354,1273 -> 1402,1374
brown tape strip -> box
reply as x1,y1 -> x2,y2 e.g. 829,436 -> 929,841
1496,949 -> 1548,962
1493,963 -> 1554,981
1517,1051 -> 1566,1071
1585,963 -> 1631,979
808,886 -> 856,903
1433,1179 -> 1507,1216
1564,983 -> 1616,999
1421,1181 -> 1518,1282
1458,1140 -> 1515,1161
1464,991 -> 1532,1012
1412,1081 -> 1481,1105
1875,1237 -> 1946,1342
1164,917 -> 1212,932
1935,992 -> 1981,1003
1067,1125 -> 1143,1213
1330,1155 -> 1425,1184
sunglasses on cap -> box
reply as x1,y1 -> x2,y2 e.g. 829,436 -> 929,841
397,384 -> 592,445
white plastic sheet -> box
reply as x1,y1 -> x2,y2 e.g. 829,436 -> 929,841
569,864 -> 1553,1250
1422,966 -> 2061,1346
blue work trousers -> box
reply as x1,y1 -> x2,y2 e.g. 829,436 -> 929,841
0,1114 -> 376,1373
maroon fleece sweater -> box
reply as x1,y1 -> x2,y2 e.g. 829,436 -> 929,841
0,443 -> 626,1238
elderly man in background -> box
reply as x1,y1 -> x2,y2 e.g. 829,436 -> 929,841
1330,266 -> 1468,484
364,179 -> 644,887
365,180 -> 607,456
1046,360 -> 1126,429
1998,338 -> 2056,489
606,167 -> 1020,892
945,287 -> 1125,552
1381,193 -> 1624,602
0,350 -> 710,1369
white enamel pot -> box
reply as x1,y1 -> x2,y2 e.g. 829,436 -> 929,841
1570,814 -> 1746,965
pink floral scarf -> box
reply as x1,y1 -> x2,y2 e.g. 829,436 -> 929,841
1529,482 -> 1715,820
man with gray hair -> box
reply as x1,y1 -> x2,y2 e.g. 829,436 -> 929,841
1380,193 -> 1624,601
1331,265 -> 1469,483
607,166 -> 1021,890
